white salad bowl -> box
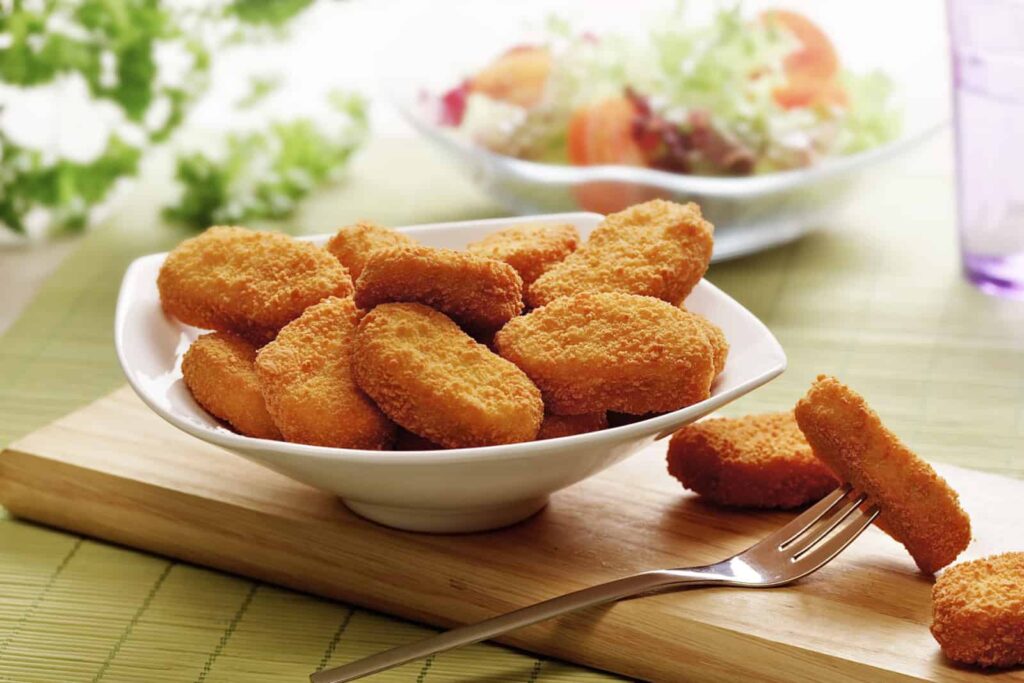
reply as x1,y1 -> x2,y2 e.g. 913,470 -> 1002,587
397,107 -> 942,262
115,213 -> 786,533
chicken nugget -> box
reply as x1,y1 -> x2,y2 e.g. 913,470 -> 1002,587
325,220 -> 416,280
352,303 -> 543,448
255,297 -> 395,449
158,226 -> 352,343
526,200 -> 713,308
181,332 -> 280,440
354,246 -> 523,336
495,292 -> 717,415
466,223 -> 579,286
667,412 -> 837,509
931,552 -> 1024,668
690,312 -> 728,377
794,375 -> 971,574
536,412 -> 608,440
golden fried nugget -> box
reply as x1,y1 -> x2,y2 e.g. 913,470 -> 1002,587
690,312 -> 728,377
158,226 -> 352,343
352,303 -> 543,448
181,332 -> 280,440
794,375 -> 971,574
354,246 -> 524,336
526,200 -> 713,308
495,292 -> 717,415
325,220 -> 416,280
466,223 -> 579,286
536,412 -> 608,440
931,552 -> 1024,668
667,412 -> 838,509
255,297 -> 395,449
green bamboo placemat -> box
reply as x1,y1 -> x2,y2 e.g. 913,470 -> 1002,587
2,133 -> 1023,682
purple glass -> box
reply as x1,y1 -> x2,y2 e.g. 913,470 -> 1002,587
949,0 -> 1024,298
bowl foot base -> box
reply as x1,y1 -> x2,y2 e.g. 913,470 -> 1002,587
343,497 -> 549,533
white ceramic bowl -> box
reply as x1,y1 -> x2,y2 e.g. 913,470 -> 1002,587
115,213 -> 786,533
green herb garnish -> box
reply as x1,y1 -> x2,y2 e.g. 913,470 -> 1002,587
163,92 -> 369,230
0,0 -> 336,238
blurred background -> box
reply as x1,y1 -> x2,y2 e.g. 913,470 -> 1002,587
1,0 -> 952,316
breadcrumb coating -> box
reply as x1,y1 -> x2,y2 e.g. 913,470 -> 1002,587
931,552 -> 1024,668
536,412 -> 608,440
794,375 -> 971,574
180,332 -> 281,440
690,312 -> 728,377
526,200 -> 713,308
354,245 -> 524,336
467,222 -> 579,286
158,226 -> 352,343
667,412 -> 837,509
352,303 -> 543,448
495,292 -> 716,415
325,220 -> 416,280
255,297 -> 395,449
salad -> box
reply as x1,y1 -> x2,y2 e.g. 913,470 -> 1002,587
435,6 -> 899,181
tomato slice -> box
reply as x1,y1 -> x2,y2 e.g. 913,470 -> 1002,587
762,10 -> 846,109
567,107 -> 591,166
566,96 -> 646,166
469,45 -> 552,108
565,96 -> 659,213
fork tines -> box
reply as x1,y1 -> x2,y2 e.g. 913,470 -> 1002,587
764,485 -> 881,568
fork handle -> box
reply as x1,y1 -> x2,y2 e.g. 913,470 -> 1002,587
310,569 -> 719,683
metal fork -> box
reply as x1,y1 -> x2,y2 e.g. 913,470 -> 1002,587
310,486 -> 878,683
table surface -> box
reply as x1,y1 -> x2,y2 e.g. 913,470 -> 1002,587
3,91 -> 1024,683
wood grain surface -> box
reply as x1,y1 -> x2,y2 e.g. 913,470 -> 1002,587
1,386 -> 1022,683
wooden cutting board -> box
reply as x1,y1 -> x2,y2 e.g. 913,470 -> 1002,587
1,386 -> 1022,683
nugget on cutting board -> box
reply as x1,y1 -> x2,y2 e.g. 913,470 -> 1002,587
181,332 -> 281,440
255,297 -> 395,449
325,220 -> 416,280
526,200 -> 713,308
354,246 -> 524,336
794,375 -> 971,574
158,226 -> 352,343
536,412 -> 608,440
352,303 -> 543,448
931,552 -> 1024,668
467,222 -> 579,286
667,412 -> 837,509
495,292 -> 717,415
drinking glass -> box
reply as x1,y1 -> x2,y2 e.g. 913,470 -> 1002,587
949,0 -> 1024,297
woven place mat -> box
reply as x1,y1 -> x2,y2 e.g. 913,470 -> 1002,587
0,508 -> 618,682
1,133 -> 1022,682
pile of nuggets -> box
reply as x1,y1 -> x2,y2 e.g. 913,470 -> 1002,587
158,199 -> 725,451
669,374 -> 1024,668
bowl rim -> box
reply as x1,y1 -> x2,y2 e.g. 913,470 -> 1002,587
115,217 -> 787,467
395,94 -> 947,199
